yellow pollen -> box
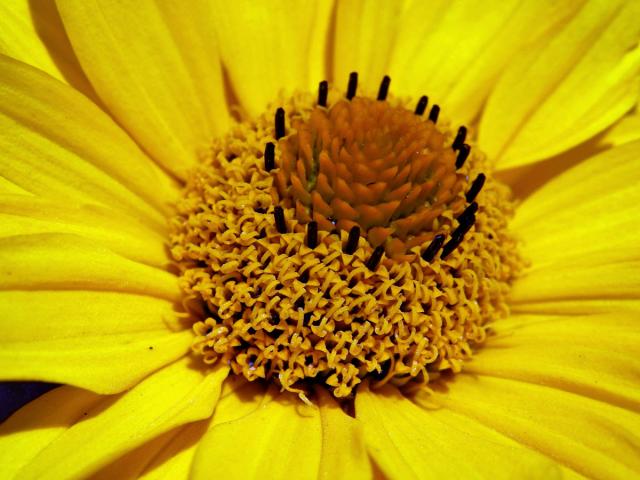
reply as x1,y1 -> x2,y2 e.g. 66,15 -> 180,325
170,86 -> 523,400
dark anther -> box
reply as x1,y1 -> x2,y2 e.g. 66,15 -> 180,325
465,173 -> 486,203
264,142 -> 275,171
365,246 -> 385,270
377,75 -> 391,101
299,270 -> 310,283
347,72 -> 358,100
414,95 -> 428,115
273,206 -> 287,233
457,202 -> 478,226
428,104 -> 440,123
455,144 -> 471,169
306,221 -> 318,249
275,108 -> 286,140
421,234 -> 445,262
344,225 -> 361,254
441,216 -> 476,259
318,80 -> 328,107
452,126 -> 467,150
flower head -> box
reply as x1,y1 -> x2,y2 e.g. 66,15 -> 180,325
0,1 -> 639,479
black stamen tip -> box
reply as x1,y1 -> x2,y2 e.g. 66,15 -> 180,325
455,144 -> 470,169
347,72 -> 358,100
452,126 -> 467,150
441,216 -> 476,259
457,202 -> 478,226
306,221 -> 318,249
275,108 -> 286,140
299,270 -> 310,283
273,206 -> 287,234
365,246 -> 385,271
421,234 -> 445,262
465,173 -> 486,203
264,142 -> 275,171
377,75 -> 391,101
428,104 -> 440,123
414,95 -> 428,115
318,80 -> 328,107
344,225 -> 361,254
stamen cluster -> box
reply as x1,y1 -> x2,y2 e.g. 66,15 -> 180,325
171,79 -> 522,399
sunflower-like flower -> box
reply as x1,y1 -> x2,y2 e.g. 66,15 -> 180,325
1,1 -> 639,479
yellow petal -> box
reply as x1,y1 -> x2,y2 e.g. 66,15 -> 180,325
0,0 -> 97,101
357,383 -> 559,479
190,389 -> 323,480
0,177 -> 31,195
468,312 -> 640,411
0,194 -> 167,267
0,54 -> 175,230
139,422 -> 209,480
0,386 -> 101,479
388,0 -> 580,123
214,0 -> 333,116
0,290 -> 192,393
512,298 -> 640,316
512,260 -> 640,306
317,388 -> 372,480
13,359 -> 228,480
90,431 -> 179,480
480,0 -> 640,169
141,379 -> 267,479
510,141 -> 640,307
333,1 -> 403,94
599,107 -> 640,147
0,233 -> 180,301
56,0 -> 230,178
512,140 -> 640,269
428,373 -> 640,478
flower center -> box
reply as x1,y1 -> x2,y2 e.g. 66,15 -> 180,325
170,74 -> 523,401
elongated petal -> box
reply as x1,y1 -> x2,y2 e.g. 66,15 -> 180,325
0,178 -> 31,195
57,0 -> 230,178
511,140 -> 640,306
0,289 -> 192,393
214,0 -> 333,116
480,0 -> 640,169
317,388 -> 371,480
191,390 -> 323,480
13,359 -> 228,480
427,374 -> 640,478
90,431 -> 180,480
142,380 -> 267,479
512,140 -> 640,268
467,313 -> 640,412
0,0 -> 97,100
388,0 -> 579,123
0,386 -> 101,479
139,422 -> 209,480
512,260 -> 640,306
0,55 -> 175,229
0,233 -> 180,300
512,298 -> 640,316
333,1 -> 403,94
0,195 -> 168,267
357,383 -> 559,479
600,108 -> 640,147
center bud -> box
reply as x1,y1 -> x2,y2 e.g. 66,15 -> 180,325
274,97 -> 466,258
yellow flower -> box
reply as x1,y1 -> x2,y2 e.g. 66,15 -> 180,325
1,0 -> 639,479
